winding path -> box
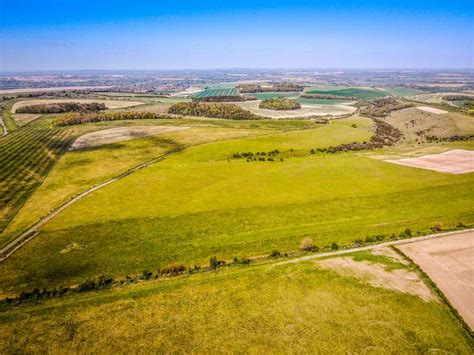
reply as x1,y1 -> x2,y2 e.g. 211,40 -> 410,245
0,112 -> 7,136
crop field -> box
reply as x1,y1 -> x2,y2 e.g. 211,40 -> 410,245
0,251 -> 472,353
249,92 -> 300,100
397,231 -> 474,329
0,116 -> 77,232
193,87 -> 240,98
306,87 -> 387,100
382,87 -> 425,97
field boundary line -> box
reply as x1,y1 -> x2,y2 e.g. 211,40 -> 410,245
0,147 -> 183,262
0,112 -> 7,136
275,228 -> 474,266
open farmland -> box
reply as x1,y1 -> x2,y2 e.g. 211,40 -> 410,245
0,251 -> 472,353
397,231 -> 474,329
0,116 -> 77,232
2,116 -> 474,294
305,87 -> 387,100
193,87 -> 240,98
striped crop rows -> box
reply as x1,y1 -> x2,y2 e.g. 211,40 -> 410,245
0,117 -> 76,232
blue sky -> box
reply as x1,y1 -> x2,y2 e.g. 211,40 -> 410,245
0,0 -> 473,71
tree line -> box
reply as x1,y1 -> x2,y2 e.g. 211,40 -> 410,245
54,111 -> 177,126
168,101 -> 260,120
259,98 -> 301,111
16,102 -> 107,114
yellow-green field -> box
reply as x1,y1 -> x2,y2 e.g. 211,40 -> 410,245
1,93 -> 473,352
0,251 -> 471,353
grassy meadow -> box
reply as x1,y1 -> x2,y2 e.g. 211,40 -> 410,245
0,253 -> 471,353
306,87 -> 387,100
1,115 -> 474,293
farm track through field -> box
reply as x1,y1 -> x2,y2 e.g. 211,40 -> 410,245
0,113 -> 7,136
275,228 -> 474,266
0,147 -> 184,261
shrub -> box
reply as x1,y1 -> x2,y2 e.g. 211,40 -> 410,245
404,228 -> 412,237
270,250 -> 281,258
300,237 -> 317,251
331,242 -> 339,250
160,263 -> 187,275
431,224 -> 442,232
209,256 -> 226,269
457,222 -> 466,228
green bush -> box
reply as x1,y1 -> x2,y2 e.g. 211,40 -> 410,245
259,98 -> 301,111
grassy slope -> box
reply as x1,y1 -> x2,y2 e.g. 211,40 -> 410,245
1,102 -> 19,132
2,116 -> 474,292
2,124 -> 275,242
0,256 -> 471,353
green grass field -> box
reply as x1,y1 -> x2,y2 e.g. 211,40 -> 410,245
1,115 -> 474,293
193,87 -> 240,98
297,97 -> 352,105
0,252 -> 471,353
249,92 -> 300,100
306,87 -> 387,100
0,116 -> 78,232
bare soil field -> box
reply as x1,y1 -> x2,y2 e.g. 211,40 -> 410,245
237,100 -> 356,118
397,232 -> 474,329
417,106 -> 448,115
317,256 -> 433,301
385,149 -> 474,174
384,107 -> 474,143
70,126 -> 189,150
11,99 -> 143,113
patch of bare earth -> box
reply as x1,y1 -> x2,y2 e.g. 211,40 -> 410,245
416,106 -> 448,115
13,113 -> 41,124
385,149 -> 474,174
70,126 -> 189,150
397,232 -> 474,329
317,257 -> 434,301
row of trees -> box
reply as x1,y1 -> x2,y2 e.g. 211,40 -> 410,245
54,111 -> 176,126
259,98 -> 301,110
238,83 -> 304,93
168,101 -> 260,120
16,102 -> 107,114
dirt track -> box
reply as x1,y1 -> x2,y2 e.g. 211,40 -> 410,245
397,232 -> 474,329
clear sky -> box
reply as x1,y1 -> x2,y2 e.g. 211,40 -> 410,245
0,0 -> 473,71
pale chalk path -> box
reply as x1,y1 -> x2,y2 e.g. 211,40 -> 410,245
276,229 -> 474,266
0,148 -> 182,262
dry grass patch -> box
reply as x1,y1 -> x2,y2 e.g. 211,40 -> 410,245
70,126 -> 189,150
317,256 -> 434,301
417,106 -> 448,115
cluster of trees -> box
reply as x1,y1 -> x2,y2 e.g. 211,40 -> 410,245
442,95 -> 474,101
168,101 -> 260,120
238,83 -> 304,93
311,118 -> 403,153
259,98 -> 301,110
300,93 -> 358,100
358,98 -> 413,118
16,102 -> 107,114
232,150 -> 283,162
55,111 -> 175,126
